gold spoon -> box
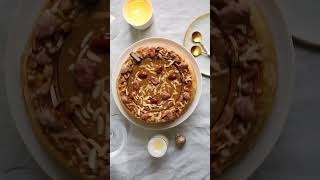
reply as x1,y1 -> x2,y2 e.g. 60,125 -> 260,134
192,31 -> 210,55
191,45 -> 209,57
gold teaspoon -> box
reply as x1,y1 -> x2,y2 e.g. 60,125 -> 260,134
192,31 -> 210,55
191,45 -> 209,57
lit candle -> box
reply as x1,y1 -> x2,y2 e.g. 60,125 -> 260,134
123,0 -> 153,30
147,135 -> 168,158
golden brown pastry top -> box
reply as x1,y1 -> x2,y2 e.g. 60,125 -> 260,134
212,0 -> 277,176
117,47 -> 195,124
22,0 -> 108,179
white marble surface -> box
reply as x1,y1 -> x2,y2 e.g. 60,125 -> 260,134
1,0 -> 320,180
110,0 -> 210,179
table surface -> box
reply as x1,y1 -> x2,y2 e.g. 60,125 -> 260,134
0,0 -> 320,180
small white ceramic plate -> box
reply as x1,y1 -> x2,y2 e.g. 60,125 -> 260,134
111,38 -> 202,130
219,0 -> 294,179
184,13 -> 210,77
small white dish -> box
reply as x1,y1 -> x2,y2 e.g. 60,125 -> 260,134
111,38 -> 202,130
122,0 -> 154,30
147,135 -> 168,158
184,13 -> 210,77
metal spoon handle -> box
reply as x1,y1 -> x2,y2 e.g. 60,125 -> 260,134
199,42 -> 210,55
201,51 -> 210,57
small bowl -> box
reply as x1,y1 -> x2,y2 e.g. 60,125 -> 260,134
122,0 -> 154,30
111,38 -> 203,130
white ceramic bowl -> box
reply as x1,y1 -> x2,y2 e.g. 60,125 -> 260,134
111,38 -> 202,130
219,0 -> 295,179
122,0 -> 154,30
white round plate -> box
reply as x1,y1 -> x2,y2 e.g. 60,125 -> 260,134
220,0 -> 294,179
184,13 -> 210,77
111,38 -> 202,130
4,0 -> 78,179
276,0 -> 320,46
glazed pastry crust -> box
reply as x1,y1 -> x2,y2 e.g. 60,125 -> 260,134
212,0 -> 277,176
21,0 -> 108,179
117,47 -> 196,124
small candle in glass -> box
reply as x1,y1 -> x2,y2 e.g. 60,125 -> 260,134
147,135 -> 168,158
122,0 -> 153,30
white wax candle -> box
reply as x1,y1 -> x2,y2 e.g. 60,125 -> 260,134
147,135 -> 168,158
122,0 -> 153,30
